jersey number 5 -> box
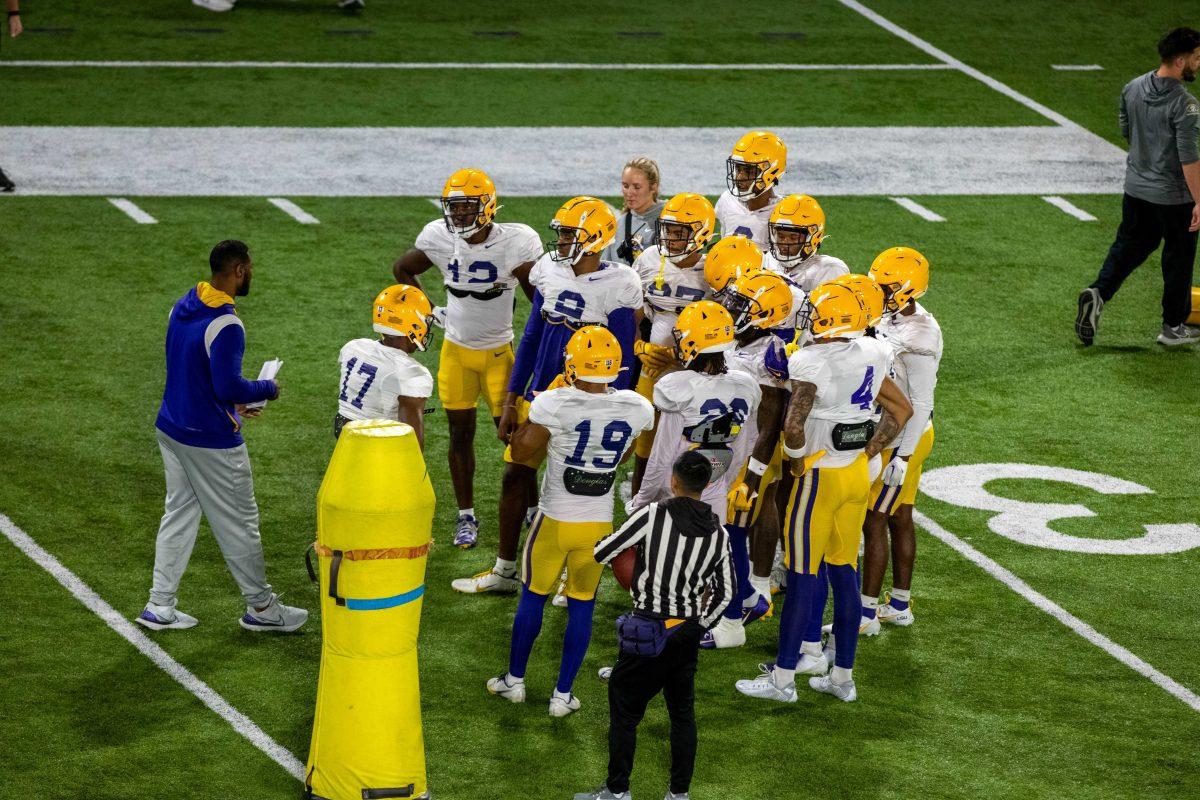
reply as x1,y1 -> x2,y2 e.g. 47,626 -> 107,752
339,357 -> 378,410
566,419 -> 633,469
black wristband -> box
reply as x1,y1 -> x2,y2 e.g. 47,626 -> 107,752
7,10 -> 19,17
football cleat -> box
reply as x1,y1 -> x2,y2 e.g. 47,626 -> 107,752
877,601 -> 915,627
664,793 -> 690,800
597,666 -> 613,682
796,651 -> 829,676
1075,287 -> 1102,345
735,664 -> 797,703
192,0 -> 236,10
135,603 -> 198,631
860,615 -> 881,636
741,592 -> 772,625
809,674 -> 857,702
549,692 -> 582,717
451,569 -> 519,594
239,594 -> 307,633
573,786 -> 629,800
486,673 -> 526,703
1157,323 -> 1200,346
453,514 -> 479,549
700,617 -> 746,650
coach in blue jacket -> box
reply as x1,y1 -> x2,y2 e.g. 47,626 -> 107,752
135,240 -> 307,633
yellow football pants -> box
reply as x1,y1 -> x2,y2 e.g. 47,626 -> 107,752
437,339 -> 513,414
868,424 -> 935,516
782,453 -> 869,575
520,512 -> 612,601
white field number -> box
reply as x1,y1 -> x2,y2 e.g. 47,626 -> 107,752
920,463 -> 1200,555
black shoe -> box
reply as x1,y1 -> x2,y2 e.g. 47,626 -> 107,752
0,168 -> 14,193
1075,287 -> 1102,346
337,0 -> 364,10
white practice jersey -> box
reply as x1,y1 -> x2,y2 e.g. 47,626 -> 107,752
415,220 -> 542,349
528,385 -> 654,523
727,334 -> 787,459
787,337 -> 892,469
632,368 -> 762,522
530,255 -> 644,326
876,303 -> 942,456
337,338 -> 433,422
633,245 -> 713,346
715,191 -> 781,245
764,252 -> 850,293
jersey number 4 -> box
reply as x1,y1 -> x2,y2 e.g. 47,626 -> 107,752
851,366 -> 875,410
339,357 -> 378,410
565,419 -> 633,469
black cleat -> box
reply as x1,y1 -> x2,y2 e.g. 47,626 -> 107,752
337,0 -> 365,10
1075,287 -> 1102,346
0,168 -> 14,193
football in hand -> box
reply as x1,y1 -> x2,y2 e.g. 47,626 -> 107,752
611,548 -> 636,590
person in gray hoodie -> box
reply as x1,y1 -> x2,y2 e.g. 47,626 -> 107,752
1077,27 -> 1200,347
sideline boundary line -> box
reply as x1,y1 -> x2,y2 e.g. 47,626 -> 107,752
0,60 -> 956,72
913,510 -> 1200,713
0,513 -> 307,781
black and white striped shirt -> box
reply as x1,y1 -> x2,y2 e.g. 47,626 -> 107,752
594,497 -> 733,627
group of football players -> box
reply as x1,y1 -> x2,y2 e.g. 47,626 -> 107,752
333,130 -> 943,713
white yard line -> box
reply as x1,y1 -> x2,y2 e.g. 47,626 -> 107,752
428,198 -> 442,209
913,510 -> 1200,713
267,197 -> 320,224
1043,195 -> 1097,221
0,59 -> 954,72
890,196 -> 945,221
1052,64 -> 1104,71
0,513 -> 307,780
107,197 -> 157,224
837,0 -> 1082,129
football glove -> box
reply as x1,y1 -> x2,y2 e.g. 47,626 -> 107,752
634,340 -> 676,372
868,453 -> 883,483
727,482 -> 756,512
881,458 -> 908,487
763,337 -> 790,381
430,305 -> 447,329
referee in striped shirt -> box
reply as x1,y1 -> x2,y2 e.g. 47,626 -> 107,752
578,451 -> 733,800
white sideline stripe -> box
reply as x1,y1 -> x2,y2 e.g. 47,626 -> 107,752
267,197 -> 320,224
1043,195 -> 1097,221
1052,64 -> 1104,71
428,198 -> 441,208
107,197 -> 157,224
913,510 -> 1200,713
837,0 -> 1082,130
0,59 -> 955,72
891,196 -> 945,221
0,513 -> 308,780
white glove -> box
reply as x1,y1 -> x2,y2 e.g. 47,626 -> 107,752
868,453 -> 883,483
881,458 -> 908,487
430,306 -> 447,329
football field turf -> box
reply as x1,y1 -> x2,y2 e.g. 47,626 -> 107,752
2,2 -> 1199,799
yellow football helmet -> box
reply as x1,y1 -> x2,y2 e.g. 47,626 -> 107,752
441,168 -> 498,239
704,235 -> 764,296
549,196 -> 617,266
807,281 -> 868,340
834,273 -> 885,327
868,246 -> 930,313
657,193 -> 716,264
673,300 -> 736,365
724,271 -> 794,333
726,130 -> 787,201
372,284 -> 435,351
563,325 -> 623,385
768,194 -> 825,266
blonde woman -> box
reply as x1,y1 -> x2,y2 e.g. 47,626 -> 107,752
604,157 -> 665,265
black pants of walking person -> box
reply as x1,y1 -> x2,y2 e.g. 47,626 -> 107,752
1091,193 -> 1197,326
606,621 -> 703,796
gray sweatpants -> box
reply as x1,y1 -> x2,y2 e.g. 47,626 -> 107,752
148,430 -> 273,608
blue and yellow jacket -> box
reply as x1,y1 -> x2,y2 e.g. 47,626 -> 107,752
155,282 -> 277,449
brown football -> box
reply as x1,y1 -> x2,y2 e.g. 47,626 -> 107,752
612,548 -> 636,590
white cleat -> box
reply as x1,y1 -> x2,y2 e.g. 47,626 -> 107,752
239,594 -> 307,633
192,0 -> 236,10
860,615 -> 881,636
796,652 -> 829,676
809,674 -> 857,702
735,665 -> 797,703
699,617 -> 746,649
549,692 -> 582,717
598,666 -> 613,682
486,673 -> 526,703
135,603 -> 198,631
451,569 -> 519,594
877,603 -> 915,626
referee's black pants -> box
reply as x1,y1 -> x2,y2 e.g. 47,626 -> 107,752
606,621 -> 702,796
1091,193 -> 1197,326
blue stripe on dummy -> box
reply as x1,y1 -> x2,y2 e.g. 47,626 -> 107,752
344,584 -> 426,611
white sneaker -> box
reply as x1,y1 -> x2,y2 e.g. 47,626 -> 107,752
860,615 -> 881,636
699,617 -> 745,649
796,652 -> 829,676
619,479 -> 632,505
735,665 -> 797,703
240,594 -> 307,633
552,569 -> 569,607
809,674 -> 857,702
135,603 -> 198,630
877,602 -> 915,626
486,673 -> 526,703
192,0 -> 236,11
549,691 -> 581,717
451,568 -> 519,594
598,666 -> 613,682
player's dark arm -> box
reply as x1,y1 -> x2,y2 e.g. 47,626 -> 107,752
744,384 -> 785,494
510,421 -> 550,464
865,377 -> 913,458
392,248 -> 434,289
782,380 -> 817,453
512,260 -> 536,301
396,396 -> 426,449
